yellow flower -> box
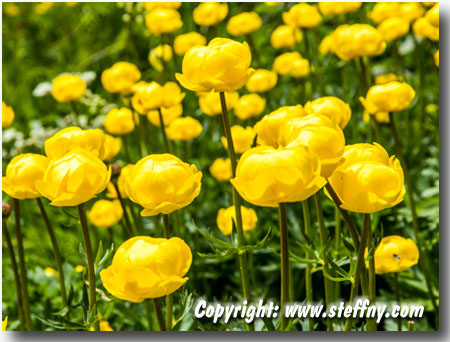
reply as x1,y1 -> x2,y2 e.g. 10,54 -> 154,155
2,154 -> 48,200
166,117 -> 203,141
149,44 -> 173,72
44,267 -> 57,277
143,2 -> 181,11
209,158 -> 232,182
221,125 -> 256,154
100,236 -> 192,301
198,91 -> 239,116
278,115 -> 346,178
377,17 -> 410,42
75,265 -> 85,273
160,82 -> 185,108
372,235 -> 419,274
246,69 -> 278,93
50,74 -> 86,102
273,52 -> 310,78
282,3 -> 322,28
304,96 -> 351,129
176,38 -> 253,93
319,34 -> 335,55
425,4 -> 439,27
124,154 -> 202,216
107,165 -> 134,199
193,2 -> 228,26
102,134 -> 122,162
434,50 -> 439,67
234,94 -> 266,120
2,317 -> 7,331
36,149 -> 111,207
318,2 -> 362,16
35,2 -> 54,15
88,199 -> 123,229
231,146 -> 326,207
103,108 -> 137,135
5,4 -> 20,16
45,126 -> 106,160
101,62 -> 141,94
100,320 -> 114,331
254,105 -> 307,148
375,73 -> 398,85
132,81 -> 163,114
2,101 -> 15,128
147,104 -> 183,127
327,143 -> 405,213
217,205 -> 258,236
363,110 -> 391,124
174,32 -> 207,56
226,12 -> 262,36
369,2 -> 401,23
400,2 -> 425,23
331,24 -> 386,60
360,81 -> 415,114
412,17 -> 439,41
145,8 -> 182,35
270,25 -> 302,50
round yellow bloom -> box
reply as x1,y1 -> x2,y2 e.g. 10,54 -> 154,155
174,32 -> 207,56
318,2 -> 362,16
88,199 -> 123,229
3,154 -> 49,200
273,52 -> 310,78
282,3 -> 322,28
50,74 -> 86,102
147,104 -> 183,127
102,134 -> 122,162
166,117 -> 203,141
246,69 -> 278,93
412,17 -> 439,41
101,62 -> 141,94
375,73 -> 398,85
100,236 -> 192,302
198,91 -> 239,116
304,96 -> 351,129
332,24 -> 386,60
124,154 -> 202,216
143,2 -> 181,11
234,94 -> 266,120
319,34 -> 335,55
360,81 -> 415,114
103,108 -> 136,135
278,115 -> 346,178
44,127 -> 106,160
372,235 -> 419,274
2,101 -> 14,128
369,2 -> 401,23
400,2 -> 425,23
434,50 -> 439,67
107,164 -> 134,199
149,44 -> 173,72
231,146 -> 326,207
425,4 -> 439,27
254,105 -> 307,148
132,81 -> 163,114
377,17 -> 410,42
226,12 -> 262,36
160,82 -> 185,108
193,2 -> 228,26
217,205 -> 257,236
176,38 -> 253,93
327,143 -> 405,213
145,8 -> 182,35
270,25 -> 302,50
209,158 -> 232,182
36,149 -> 111,207
221,125 -> 256,154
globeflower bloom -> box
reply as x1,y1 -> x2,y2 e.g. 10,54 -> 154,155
143,2 -> 181,10
193,2 -> 228,26
318,2 -> 362,16
327,143 -> 405,213
413,16 -> 439,41
166,117 -> 203,141
103,108 -> 137,135
273,52 -> 310,78
148,44 -> 173,72
100,236 -> 192,302
254,105 -> 307,148
102,134 -> 122,162
198,91 -> 239,116
246,69 -> 278,93
377,17 -> 410,42
221,125 -> 256,154
160,82 -> 185,108
145,8 -> 183,35
88,199 -> 123,229
101,62 -> 141,94
107,164 -> 133,199
270,25 -> 302,50
425,4 -> 439,27
124,154 -> 202,216
50,74 -> 86,102
360,82 -> 415,114
2,101 -> 14,128
132,81 -> 163,114
400,2 -> 425,23
209,158 -> 232,182
234,94 -> 266,120
174,32 -> 207,56
304,96 -> 351,129
217,205 -> 258,236
3,154 -> 49,199
283,3 -> 322,28
375,73 -> 398,85
231,146 -> 326,207
147,104 -> 183,127
36,149 -> 111,207
369,2 -> 401,23
176,38 -> 253,93
226,12 -> 262,36
372,235 -> 419,274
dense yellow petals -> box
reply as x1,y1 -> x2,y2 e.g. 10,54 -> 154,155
101,62 -> 141,94
360,81 -> 415,114
221,125 -> 256,154
166,116 -> 203,141
198,91 -> 239,116
174,32 -> 207,56
234,94 -> 266,120
193,2 -> 228,26
103,108 -> 137,135
226,12 -> 262,36
283,3 -> 322,28
88,199 -> 123,228
270,25 -> 302,50
209,158 -> 232,182
102,134 -> 122,162
51,74 -> 86,103
246,69 -> 278,93
145,8 -> 182,35
372,235 -> 419,274
304,96 -> 351,129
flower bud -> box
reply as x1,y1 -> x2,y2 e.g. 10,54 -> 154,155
2,202 -> 12,218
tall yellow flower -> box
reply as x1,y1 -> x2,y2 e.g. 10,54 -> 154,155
103,108 -> 137,135
304,96 -> 351,129
318,2 -> 362,16
147,104 -> 183,127
372,235 -> 419,274
174,32 -> 207,56
234,94 -> 266,120
209,158 -> 232,182
102,134 -> 122,162
360,81 -> 415,114
145,8 -> 183,35
2,101 -> 15,128
193,2 -> 228,26
226,12 -> 262,36
88,199 -> 123,229
101,62 -> 141,94
246,69 -> 278,93
51,74 -> 86,102
283,3 -> 322,28
270,25 -> 302,50
377,17 -> 410,42
198,91 -> 239,116
166,117 -> 203,141
221,125 -> 256,154
273,52 -> 310,78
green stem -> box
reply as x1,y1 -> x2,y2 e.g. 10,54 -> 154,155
394,273 -> 402,331
359,57 -> 369,94
301,200 -> 314,331
2,219 -> 25,331
77,204 -> 99,331
36,198 -> 67,308
366,214 -> 377,331
158,108 -> 170,153
182,140 -> 190,162
278,202 -> 290,331
145,299 -> 154,331
113,183 -> 135,237
70,101 -> 81,126
121,135 -> 132,163
334,206 -> 341,302
246,33 -> 260,67
132,111 -> 143,157
13,199 -> 32,331
162,214 -> 172,331
152,298 -> 166,331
